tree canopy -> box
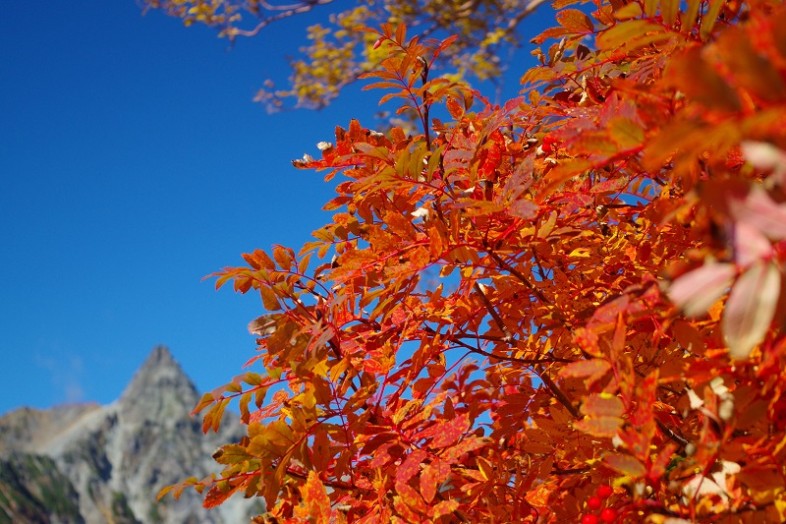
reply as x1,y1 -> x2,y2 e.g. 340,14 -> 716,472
140,0 -> 545,109
156,0 -> 786,521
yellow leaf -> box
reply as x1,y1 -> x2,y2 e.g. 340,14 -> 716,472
608,118 -> 644,150
700,0 -> 725,40
596,20 -> 671,51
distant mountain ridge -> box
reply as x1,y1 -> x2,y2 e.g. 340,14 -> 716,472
0,346 -> 263,523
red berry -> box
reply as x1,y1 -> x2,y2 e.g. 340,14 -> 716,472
581,514 -> 599,524
541,134 -> 558,154
596,485 -> 613,499
587,496 -> 602,510
600,508 -> 617,523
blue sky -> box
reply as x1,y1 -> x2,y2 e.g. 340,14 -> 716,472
0,2 -> 549,415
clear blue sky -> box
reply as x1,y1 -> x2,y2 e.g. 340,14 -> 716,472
0,2 -> 547,415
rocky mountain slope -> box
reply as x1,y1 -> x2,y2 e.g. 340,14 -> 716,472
0,346 -> 263,523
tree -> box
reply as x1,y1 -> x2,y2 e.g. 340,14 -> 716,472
139,0 -> 545,110
158,0 -> 786,521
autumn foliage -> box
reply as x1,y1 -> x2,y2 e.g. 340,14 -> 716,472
141,0 -> 545,109
159,0 -> 786,521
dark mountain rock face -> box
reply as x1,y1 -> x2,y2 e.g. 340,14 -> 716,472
0,346 -> 263,524
0,454 -> 84,524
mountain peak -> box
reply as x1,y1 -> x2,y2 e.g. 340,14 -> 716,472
118,345 -> 199,422
143,344 -> 177,369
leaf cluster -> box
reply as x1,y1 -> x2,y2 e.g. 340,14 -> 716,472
161,0 -> 786,522
140,0 -> 545,109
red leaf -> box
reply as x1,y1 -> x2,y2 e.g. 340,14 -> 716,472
672,320 -> 705,354
203,480 -> 244,509
396,449 -> 428,484
431,413 -> 470,448
420,460 -> 450,503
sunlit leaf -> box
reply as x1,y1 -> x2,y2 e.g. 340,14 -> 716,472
596,20 -> 671,51
556,9 -> 594,33
723,261 -> 781,359
603,453 -> 646,478
668,262 -> 736,317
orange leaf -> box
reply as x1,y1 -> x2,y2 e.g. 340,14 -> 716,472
446,96 -> 465,119
672,320 -> 705,354
574,416 -> 623,438
203,479 -> 244,509
259,286 -> 280,311
242,249 -> 275,270
395,480 -> 428,514
556,9 -> 595,33
558,359 -> 611,386
538,158 -> 593,198
430,499 -> 460,519
272,244 -> 294,269
298,471 -> 332,524
581,393 -> 624,418
603,453 -> 646,479
663,47 -> 740,112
